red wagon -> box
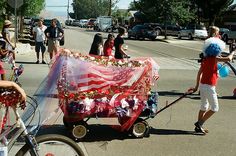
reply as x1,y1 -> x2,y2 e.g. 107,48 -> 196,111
50,50 -> 160,139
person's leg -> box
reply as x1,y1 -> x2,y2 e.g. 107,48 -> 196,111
48,40 -> 54,60
40,42 -> 46,64
35,42 -> 40,63
200,110 -> 215,122
198,110 -> 206,121
195,84 -> 209,133
199,85 -> 218,125
53,40 -> 59,58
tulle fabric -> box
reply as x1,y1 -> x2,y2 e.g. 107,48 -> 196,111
22,49 -> 160,132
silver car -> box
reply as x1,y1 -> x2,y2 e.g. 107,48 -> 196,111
178,24 -> 208,40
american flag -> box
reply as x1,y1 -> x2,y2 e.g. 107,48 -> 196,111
63,57 -> 147,93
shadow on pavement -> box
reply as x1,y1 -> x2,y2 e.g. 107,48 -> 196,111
35,124 -> 200,143
158,90 -> 185,97
124,38 -> 168,43
219,96 -> 236,100
16,61 -> 37,64
149,127 -> 194,135
37,124 -> 133,142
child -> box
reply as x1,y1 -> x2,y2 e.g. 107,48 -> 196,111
103,34 -> 114,57
189,26 -> 235,134
89,33 -> 104,55
114,27 -> 129,59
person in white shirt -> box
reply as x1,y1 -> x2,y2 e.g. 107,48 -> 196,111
33,18 -> 47,64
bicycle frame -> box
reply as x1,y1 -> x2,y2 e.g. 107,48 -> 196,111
0,108 -> 39,156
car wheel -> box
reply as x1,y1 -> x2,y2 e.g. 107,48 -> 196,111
188,34 -> 193,40
177,33 -> 181,39
150,37 -> 156,41
156,29 -> 161,36
135,35 -> 139,40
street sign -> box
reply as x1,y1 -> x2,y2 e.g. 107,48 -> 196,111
7,0 -> 23,9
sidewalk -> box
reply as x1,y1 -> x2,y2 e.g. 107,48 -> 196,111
15,42 -> 34,54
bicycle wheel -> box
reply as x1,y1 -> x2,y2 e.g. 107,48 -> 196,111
16,134 -> 85,156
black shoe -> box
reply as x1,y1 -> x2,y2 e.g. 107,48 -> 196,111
42,60 -> 46,64
194,122 -> 206,134
35,60 -> 39,64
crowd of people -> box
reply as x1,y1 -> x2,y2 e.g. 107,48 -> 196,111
89,26 -> 129,59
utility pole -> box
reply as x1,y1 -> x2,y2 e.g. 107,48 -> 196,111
108,0 -> 112,16
67,0 -> 70,20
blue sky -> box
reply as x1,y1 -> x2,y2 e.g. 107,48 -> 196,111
45,0 -> 133,13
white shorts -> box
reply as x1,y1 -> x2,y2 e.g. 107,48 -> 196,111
199,84 -> 219,112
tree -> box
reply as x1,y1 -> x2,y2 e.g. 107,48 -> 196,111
19,0 -> 45,17
128,1 -> 136,11
133,0 -> 195,25
71,0 -> 119,19
195,0 -> 233,26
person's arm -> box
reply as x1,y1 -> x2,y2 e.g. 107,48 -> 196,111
119,44 -> 128,56
189,66 -> 202,93
217,51 -> 235,62
58,27 -> 64,37
33,27 -> 37,40
44,27 -> 50,38
3,29 -> 14,48
0,81 -> 26,104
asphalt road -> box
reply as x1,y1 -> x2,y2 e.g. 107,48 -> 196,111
8,27 -> 236,156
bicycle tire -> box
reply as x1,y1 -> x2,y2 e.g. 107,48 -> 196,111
16,134 -> 85,156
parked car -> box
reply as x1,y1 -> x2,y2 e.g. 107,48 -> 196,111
219,28 -> 230,36
128,24 -> 157,40
87,18 -> 96,28
43,19 -> 65,46
24,17 -> 32,25
72,20 -> 80,27
65,19 -> 73,26
220,28 -> 234,43
178,24 -> 208,40
94,16 -> 113,32
79,19 -> 88,28
143,23 -> 162,36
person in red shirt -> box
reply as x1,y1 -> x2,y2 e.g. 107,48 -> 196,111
103,34 -> 114,57
189,26 -> 235,134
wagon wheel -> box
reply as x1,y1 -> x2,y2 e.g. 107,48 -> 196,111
131,118 -> 150,138
72,120 -> 88,140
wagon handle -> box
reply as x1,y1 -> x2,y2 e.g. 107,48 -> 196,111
155,92 -> 192,115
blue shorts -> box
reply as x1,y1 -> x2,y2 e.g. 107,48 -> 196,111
35,42 -> 46,53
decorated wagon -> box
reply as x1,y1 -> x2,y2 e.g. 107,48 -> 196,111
47,49 -> 160,139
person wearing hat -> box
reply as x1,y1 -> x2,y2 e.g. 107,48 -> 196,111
1,20 -> 16,68
33,18 -> 47,64
1,20 -> 15,52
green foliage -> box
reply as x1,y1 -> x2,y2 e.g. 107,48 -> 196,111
128,2 -> 136,11
4,0 -> 45,17
195,0 -> 234,25
112,8 -> 129,23
20,0 -> 45,16
71,0 -> 119,19
133,0 -> 196,24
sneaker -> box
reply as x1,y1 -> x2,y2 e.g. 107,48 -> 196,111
194,122 -> 206,134
35,60 -> 39,64
42,60 -> 46,64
